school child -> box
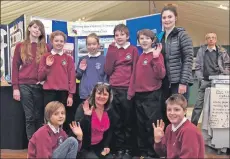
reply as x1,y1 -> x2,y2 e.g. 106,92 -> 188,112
75,83 -> 114,159
28,101 -> 83,158
134,29 -> 166,158
76,33 -> 107,103
38,30 -> 76,133
153,94 -> 205,158
104,24 -> 138,158
12,20 -> 49,140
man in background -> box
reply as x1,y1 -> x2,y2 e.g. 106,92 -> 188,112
191,32 -> 230,126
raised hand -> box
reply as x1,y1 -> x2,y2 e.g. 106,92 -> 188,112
46,55 -> 54,66
67,97 -> 73,107
152,43 -> 162,58
82,100 -> 93,115
13,89 -> 20,101
79,59 -> 87,71
152,119 -> 165,143
69,121 -> 83,141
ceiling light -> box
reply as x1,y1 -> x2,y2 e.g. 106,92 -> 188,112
218,5 -> 229,10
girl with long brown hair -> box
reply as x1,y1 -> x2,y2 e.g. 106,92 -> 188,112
12,20 -> 49,140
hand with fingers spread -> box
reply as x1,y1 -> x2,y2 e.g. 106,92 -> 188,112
153,119 -> 165,143
69,121 -> 83,141
46,55 -> 54,66
67,97 -> 73,107
152,43 -> 162,58
79,59 -> 87,71
101,148 -> 110,156
13,89 -> 20,101
82,100 -> 93,115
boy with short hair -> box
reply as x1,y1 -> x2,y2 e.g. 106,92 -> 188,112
104,24 -> 138,158
134,29 -> 166,158
153,94 -> 205,158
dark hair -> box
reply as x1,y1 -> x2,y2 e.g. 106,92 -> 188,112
88,83 -> 113,111
86,33 -> 100,45
113,24 -> 129,37
161,4 -> 178,17
166,94 -> 187,110
137,29 -> 156,42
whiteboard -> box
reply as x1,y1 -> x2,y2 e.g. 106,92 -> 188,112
210,88 -> 229,128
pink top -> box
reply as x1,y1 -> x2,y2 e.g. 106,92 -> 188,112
91,110 -> 110,145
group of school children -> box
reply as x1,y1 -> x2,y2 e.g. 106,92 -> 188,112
12,4 -> 205,159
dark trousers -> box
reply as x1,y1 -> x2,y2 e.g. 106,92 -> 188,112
134,89 -> 162,157
161,77 -> 190,128
78,142 -> 113,159
19,84 -> 44,140
110,88 -> 134,152
43,90 -> 76,134
191,80 -> 211,126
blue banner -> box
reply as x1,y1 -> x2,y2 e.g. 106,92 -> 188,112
126,13 -> 162,55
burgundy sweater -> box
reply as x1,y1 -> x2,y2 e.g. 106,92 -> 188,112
154,120 -> 205,159
38,53 -> 76,98
104,43 -> 138,99
135,52 -> 165,92
12,42 -> 49,90
28,125 -> 68,158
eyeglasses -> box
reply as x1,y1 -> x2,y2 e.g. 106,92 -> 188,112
97,82 -> 110,86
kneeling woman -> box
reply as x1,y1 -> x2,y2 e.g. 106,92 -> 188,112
75,82 -> 114,158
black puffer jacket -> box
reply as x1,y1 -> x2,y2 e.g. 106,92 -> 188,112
161,27 -> 194,85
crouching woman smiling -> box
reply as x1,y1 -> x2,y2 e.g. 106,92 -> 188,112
75,82 -> 114,159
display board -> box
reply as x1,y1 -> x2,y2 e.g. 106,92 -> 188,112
210,87 -> 229,128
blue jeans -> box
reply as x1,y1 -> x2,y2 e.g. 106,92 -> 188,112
52,137 -> 78,158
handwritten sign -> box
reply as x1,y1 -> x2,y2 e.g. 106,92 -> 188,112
210,88 -> 229,128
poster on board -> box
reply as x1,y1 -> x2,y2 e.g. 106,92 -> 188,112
77,36 -> 114,57
0,24 -> 10,85
8,15 -> 25,82
210,87 -> 229,128
67,20 -> 126,37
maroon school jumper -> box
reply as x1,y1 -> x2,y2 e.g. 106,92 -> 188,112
135,52 -> 165,92
12,42 -> 49,90
104,42 -> 138,99
28,124 -> 82,158
154,120 -> 205,158
38,52 -> 76,98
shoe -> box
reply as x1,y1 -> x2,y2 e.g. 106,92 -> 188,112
123,150 -> 132,159
139,156 -> 156,159
114,150 -> 124,159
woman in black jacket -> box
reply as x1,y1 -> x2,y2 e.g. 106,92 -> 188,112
75,82 -> 114,159
160,4 -> 194,126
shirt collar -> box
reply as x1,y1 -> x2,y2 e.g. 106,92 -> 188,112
115,42 -> 130,49
171,117 -> 187,132
88,52 -> 101,58
51,49 -> 64,56
143,48 -> 153,54
206,46 -> 217,52
48,122 -> 60,134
